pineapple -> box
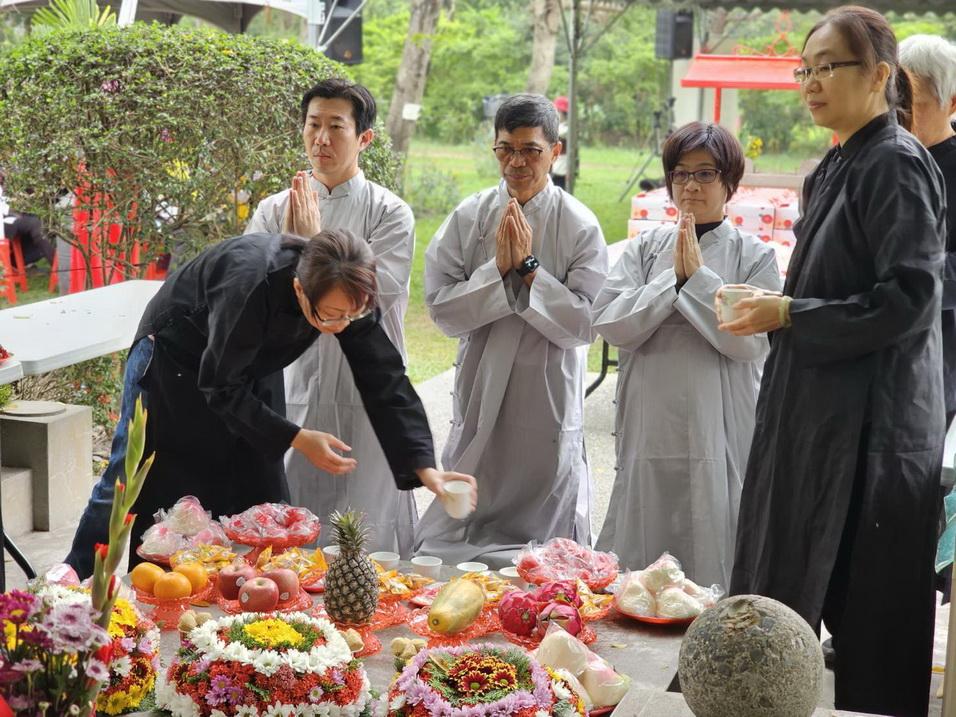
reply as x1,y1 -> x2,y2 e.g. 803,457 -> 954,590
324,510 -> 379,625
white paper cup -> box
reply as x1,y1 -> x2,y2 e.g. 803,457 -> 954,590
498,566 -> 528,590
456,561 -> 489,575
369,551 -> 400,571
410,556 -> 443,580
322,545 -> 340,564
442,480 -> 474,520
717,286 -> 754,323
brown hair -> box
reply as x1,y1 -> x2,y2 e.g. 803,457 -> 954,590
662,122 -> 745,202
284,229 -> 377,320
804,5 -> 912,130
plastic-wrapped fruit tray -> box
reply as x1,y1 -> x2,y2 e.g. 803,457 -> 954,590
614,605 -> 695,626
406,606 -> 500,647
371,600 -> 411,629
580,603 -> 613,622
215,586 -> 313,615
500,623 -> 596,650
516,565 -> 617,592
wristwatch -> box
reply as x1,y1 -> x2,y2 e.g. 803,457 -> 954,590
516,254 -> 540,277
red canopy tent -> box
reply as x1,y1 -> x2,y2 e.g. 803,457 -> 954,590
680,53 -> 802,124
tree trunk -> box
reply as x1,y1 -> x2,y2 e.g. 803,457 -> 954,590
526,0 -> 560,95
385,0 -> 441,158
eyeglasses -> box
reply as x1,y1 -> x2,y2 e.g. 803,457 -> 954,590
314,307 -> 372,327
492,145 -> 546,162
669,169 -> 721,185
792,61 -> 863,84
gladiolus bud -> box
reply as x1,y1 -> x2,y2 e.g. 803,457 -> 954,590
116,482 -> 126,493
94,543 -> 108,560
108,575 -> 117,597
124,513 -> 135,526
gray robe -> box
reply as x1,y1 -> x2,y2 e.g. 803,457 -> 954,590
245,170 -> 417,555
415,179 -> 608,567
593,221 -> 781,588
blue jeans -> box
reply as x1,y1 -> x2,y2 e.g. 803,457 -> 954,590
65,337 -> 153,579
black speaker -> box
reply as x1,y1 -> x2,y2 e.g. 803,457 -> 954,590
655,9 -> 694,60
323,1 -> 363,65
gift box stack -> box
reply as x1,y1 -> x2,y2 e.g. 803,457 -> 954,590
629,186 -> 800,277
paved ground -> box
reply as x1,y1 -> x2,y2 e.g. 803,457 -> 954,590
2,369 -> 947,715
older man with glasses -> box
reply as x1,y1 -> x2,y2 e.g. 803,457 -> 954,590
416,93 -> 608,567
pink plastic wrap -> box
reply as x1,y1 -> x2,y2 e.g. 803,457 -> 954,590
139,496 -> 230,562
514,538 -> 619,591
220,503 -> 321,548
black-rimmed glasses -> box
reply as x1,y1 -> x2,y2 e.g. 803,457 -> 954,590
669,169 -> 721,185
492,145 -> 546,162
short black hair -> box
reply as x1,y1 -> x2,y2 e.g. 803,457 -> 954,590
300,78 -> 377,135
661,122 -> 745,202
494,94 -> 559,144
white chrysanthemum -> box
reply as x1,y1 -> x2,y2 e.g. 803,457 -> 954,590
284,649 -> 312,673
263,705 -> 294,717
389,693 -> 406,711
111,655 -> 132,678
254,649 -> 284,676
535,711 -> 551,717
552,679 -> 573,701
210,710 -> 227,717
235,706 -> 258,717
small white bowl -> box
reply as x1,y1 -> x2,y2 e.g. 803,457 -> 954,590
498,566 -> 528,590
410,555 -> 443,579
370,551 -> 400,571
322,545 -> 340,564
456,561 -> 489,575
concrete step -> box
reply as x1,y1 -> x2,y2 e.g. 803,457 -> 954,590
1,466 -> 33,537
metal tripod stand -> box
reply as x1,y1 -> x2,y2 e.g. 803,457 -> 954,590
618,97 -> 676,202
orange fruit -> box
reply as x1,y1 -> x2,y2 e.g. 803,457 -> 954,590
173,563 -> 208,593
130,562 -> 166,594
153,572 -> 193,600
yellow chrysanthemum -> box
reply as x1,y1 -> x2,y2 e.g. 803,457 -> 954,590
108,598 -> 139,638
100,689 -> 133,715
242,618 -> 304,648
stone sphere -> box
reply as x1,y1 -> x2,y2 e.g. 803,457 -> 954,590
678,594 -> 824,717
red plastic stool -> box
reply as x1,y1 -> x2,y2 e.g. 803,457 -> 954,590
48,253 -> 58,293
8,235 -> 27,291
0,239 -> 18,304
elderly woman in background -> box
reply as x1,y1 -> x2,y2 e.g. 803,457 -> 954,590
900,34 -> 956,428
722,7 -> 946,715
592,121 -> 781,589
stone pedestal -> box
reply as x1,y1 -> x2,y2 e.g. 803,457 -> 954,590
0,404 -> 93,530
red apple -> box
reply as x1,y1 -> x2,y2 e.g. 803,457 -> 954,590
218,563 -> 257,600
239,577 -> 280,612
262,568 -> 300,603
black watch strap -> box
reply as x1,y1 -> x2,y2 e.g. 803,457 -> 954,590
516,254 -> 540,277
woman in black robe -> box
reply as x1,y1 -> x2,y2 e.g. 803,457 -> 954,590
719,7 -> 947,716
65,229 -> 476,576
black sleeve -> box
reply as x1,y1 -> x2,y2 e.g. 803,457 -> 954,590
198,281 -> 300,459
789,148 -> 946,364
335,311 -> 436,490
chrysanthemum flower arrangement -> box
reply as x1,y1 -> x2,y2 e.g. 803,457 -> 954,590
156,611 -> 375,717
0,396 -> 154,716
385,643 -> 587,717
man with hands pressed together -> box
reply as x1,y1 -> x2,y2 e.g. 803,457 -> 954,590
417,94 -> 608,567
246,79 -> 422,555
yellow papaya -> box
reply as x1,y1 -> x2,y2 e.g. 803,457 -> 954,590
428,578 -> 485,634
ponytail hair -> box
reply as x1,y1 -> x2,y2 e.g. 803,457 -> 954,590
894,68 -> 913,131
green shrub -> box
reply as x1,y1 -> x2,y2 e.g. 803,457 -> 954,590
0,24 -> 400,281
403,166 -> 461,218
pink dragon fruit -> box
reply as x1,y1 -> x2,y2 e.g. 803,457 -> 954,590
533,580 -> 582,608
535,601 -> 584,639
498,591 -> 541,636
